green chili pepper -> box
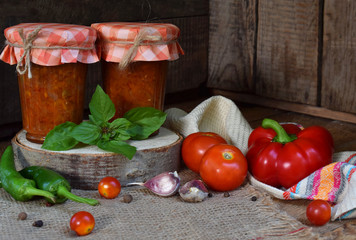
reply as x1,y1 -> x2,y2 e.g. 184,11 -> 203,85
19,166 -> 99,206
0,146 -> 56,202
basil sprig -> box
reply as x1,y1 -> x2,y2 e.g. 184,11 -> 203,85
41,85 -> 167,159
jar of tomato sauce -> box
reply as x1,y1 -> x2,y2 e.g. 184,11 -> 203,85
0,23 -> 99,143
91,22 -> 183,119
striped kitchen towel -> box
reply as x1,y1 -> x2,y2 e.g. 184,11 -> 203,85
250,152 -> 356,220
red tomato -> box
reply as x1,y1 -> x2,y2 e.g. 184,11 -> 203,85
306,200 -> 331,226
98,176 -> 121,199
199,144 -> 248,191
182,132 -> 227,173
70,211 -> 95,236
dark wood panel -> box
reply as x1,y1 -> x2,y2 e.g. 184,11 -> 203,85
0,62 -> 21,124
164,16 -> 209,94
256,0 -> 319,105
0,0 -> 208,27
0,0 -> 208,51
207,0 -> 256,92
321,0 -> 356,114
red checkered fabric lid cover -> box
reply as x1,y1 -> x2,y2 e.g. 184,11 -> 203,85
0,23 -> 99,66
91,22 -> 184,62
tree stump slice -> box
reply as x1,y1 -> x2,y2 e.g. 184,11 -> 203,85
11,127 -> 183,190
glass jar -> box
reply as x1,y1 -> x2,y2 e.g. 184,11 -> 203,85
17,63 -> 87,143
91,22 -> 183,120
0,23 -> 99,143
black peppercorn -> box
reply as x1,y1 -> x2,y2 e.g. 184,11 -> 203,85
224,192 -> 230,198
251,196 -> 257,201
33,220 -> 43,227
208,193 -> 213,198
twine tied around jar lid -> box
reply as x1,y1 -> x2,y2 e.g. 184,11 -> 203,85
106,28 -> 177,70
5,26 -> 95,79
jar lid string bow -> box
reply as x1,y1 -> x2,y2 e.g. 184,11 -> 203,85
103,28 -> 177,70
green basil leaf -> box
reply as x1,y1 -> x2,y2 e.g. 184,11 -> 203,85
42,122 -> 78,151
109,129 -> 131,141
101,132 -> 111,141
89,114 -> 105,127
89,85 -> 116,122
70,121 -> 102,145
114,133 -> 131,141
97,139 -> 137,159
110,118 -> 132,130
110,118 -> 137,140
123,107 -> 167,140
125,125 -> 144,138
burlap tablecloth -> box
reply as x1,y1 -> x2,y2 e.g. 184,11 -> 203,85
0,169 -> 307,239
1,141 -> 356,239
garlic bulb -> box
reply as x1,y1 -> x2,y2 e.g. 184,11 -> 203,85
179,180 -> 209,203
127,171 -> 180,197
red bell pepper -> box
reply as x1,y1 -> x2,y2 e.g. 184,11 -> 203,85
246,118 -> 334,189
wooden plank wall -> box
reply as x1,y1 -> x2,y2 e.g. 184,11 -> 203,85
322,1 -> 356,114
209,0 -> 356,122
256,0 -> 319,106
208,0 -> 256,93
0,0 -> 209,138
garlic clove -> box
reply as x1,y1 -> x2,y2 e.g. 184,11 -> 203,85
127,171 -> 180,197
179,180 -> 209,203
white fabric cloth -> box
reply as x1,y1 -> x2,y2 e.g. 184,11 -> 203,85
164,95 -> 253,155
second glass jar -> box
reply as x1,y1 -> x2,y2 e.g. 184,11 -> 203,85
91,22 -> 183,122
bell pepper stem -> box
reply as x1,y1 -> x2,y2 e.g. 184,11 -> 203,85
57,185 -> 99,206
262,118 -> 297,144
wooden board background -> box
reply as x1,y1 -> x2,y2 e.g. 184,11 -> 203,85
208,0 -> 356,121
208,0 -> 256,93
255,0 -> 320,105
322,0 -> 356,114
0,0 -> 209,138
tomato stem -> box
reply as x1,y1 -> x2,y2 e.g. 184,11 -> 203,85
223,152 -> 233,160
262,118 -> 297,144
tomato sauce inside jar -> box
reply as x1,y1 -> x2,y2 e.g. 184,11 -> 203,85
103,61 -> 168,118
17,63 -> 87,143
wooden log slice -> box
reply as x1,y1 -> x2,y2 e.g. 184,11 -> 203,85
11,127 -> 182,190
